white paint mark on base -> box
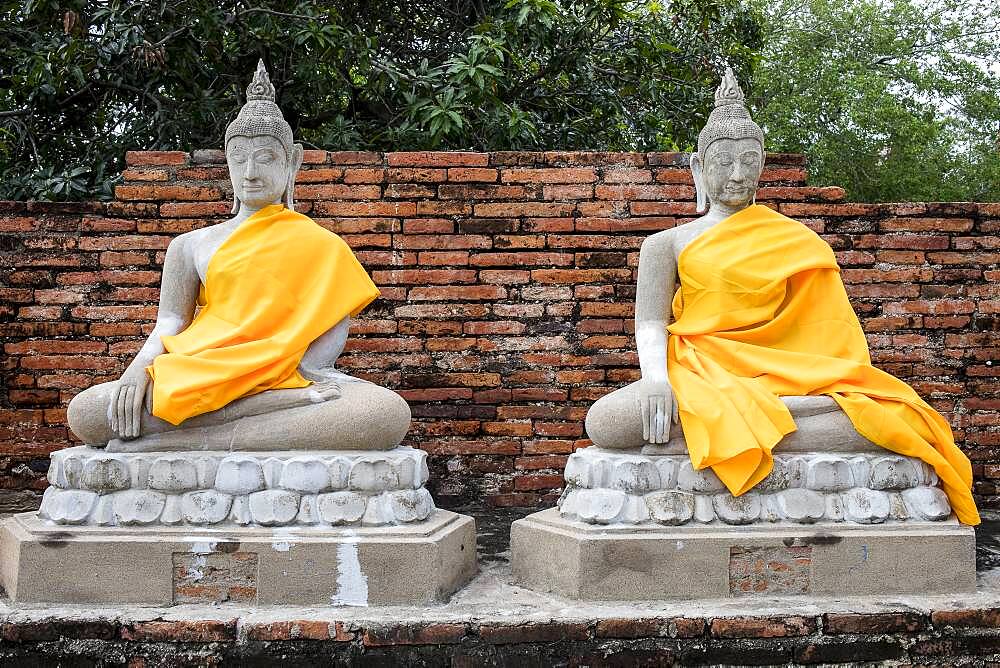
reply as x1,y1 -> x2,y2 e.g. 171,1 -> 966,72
331,532 -> 368,607
272,541 -> 291,552
189,541 -> 217,554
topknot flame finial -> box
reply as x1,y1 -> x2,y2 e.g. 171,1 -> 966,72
714,67 -> 744,108
246,59 -> 276,103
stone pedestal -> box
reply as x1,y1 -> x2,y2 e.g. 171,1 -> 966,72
1,446 -> 476,605
511,446 -> 975,600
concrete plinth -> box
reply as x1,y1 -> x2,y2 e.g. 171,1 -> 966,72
1,509 -> 476,606
511,508 -> 975,600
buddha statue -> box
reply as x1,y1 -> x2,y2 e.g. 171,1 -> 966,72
66,61 -> 410,453
583,68 -> 979,526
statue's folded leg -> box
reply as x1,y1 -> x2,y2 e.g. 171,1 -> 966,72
102,378 -> 410,453
584,380 -> 684,449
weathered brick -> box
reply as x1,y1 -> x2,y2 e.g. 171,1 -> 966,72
387,151 -> 489,167
2,619 -> 119,641
710,616 -> 816,638
363,623 -> 466,646
823,612 -> 928,634
479,622 -> 590,644
125,150 -> 188,166
244,620 -> 351,641
122,620 -> 235,642
930,607 -> 1000,628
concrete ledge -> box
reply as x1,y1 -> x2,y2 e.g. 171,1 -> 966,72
511,508 -> 976,600
0,510 -> 476,606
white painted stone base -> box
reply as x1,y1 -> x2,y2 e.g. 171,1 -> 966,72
0,510 -> 476,606
559,447 -> 952,526
511,508 -> 975,600
40,446 -> 435,528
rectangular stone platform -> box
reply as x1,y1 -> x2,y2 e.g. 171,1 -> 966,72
511,508 -> 975,600
0,509 -> 475,606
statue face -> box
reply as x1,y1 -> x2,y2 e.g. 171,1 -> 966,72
701,138 -> 763,209
226,135 -> 289,210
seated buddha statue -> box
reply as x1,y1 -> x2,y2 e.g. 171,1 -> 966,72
584,68 -> 979,525
67,61 -> 410,453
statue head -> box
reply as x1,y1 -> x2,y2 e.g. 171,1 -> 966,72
691,68 -> 764,214
225,60 -> 304,213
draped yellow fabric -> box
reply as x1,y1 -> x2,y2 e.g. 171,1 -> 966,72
148,204 -> 380,425
667,204 -> 979,525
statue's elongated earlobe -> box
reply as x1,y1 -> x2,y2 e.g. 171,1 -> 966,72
691,153 -> 707,213
231,192 -> 239,215
284,143 -> 304,210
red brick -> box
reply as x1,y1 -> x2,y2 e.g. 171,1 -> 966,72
409,286 -> 506,301
363,623 -> 466,646
501,167 -> 597,184
301,150 -> 327,164
373,269 -> 476,285
244,620 -> 351,641
824,612 -> 927,634
125,150 -> 188,166
513,474 -> 563,490
315,201 -> 416,217
115,184 -> 221,201
473,202 -> 574,217
710,616 -> 816,638
483,421 -> 533,436
531,268 -> 632,284
479,622 -> 589,643
387,151 -> 489,167
595,184 -> 694,200
122,620 -> 235,642
417,251 -> 469,265
342,168 -> 386,183
5,340 -> 105,354
159,201 -> 232,217
2,619 -> 119,641
0,216 -> 40,232
931,608 -> 1000,628
295,184 -> 381,200
394,234 -> 491,250
329,151 -> 381,165
448,167 -> 498,182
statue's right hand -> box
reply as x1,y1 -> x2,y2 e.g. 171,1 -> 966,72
636,379 -> 676,444
108,369 -> 148,440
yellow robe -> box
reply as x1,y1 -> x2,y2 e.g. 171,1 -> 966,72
149,204 -> 380,425
667,204 -> 979,525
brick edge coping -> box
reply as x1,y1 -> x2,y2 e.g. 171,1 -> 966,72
2,604 -> 1000,664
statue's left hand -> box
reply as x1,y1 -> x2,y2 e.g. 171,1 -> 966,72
300,366 -> 343,402
309,378 -> 342,402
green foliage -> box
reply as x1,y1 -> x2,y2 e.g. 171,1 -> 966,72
750,0 -> 1000,202
0,0 -> 760,200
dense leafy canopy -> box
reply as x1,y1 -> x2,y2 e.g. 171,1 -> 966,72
2,0 -> 997,202
751,0 -> 1000,202
0,0 -> 759,200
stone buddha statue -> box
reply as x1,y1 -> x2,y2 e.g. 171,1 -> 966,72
66,61 -> 410,453
5,62 -> 475,608
582,68 -> 978,526
515,69 -> 978,602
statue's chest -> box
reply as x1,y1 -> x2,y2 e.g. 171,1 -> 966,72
194,227 -> 238,284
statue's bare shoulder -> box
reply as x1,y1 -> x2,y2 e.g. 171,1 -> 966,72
639,227 -> 678,261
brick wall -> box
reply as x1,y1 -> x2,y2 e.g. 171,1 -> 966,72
2,150 -> 999,513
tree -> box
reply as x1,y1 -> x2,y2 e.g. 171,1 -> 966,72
750,0 -> 1000,202
0,0 -> 761,200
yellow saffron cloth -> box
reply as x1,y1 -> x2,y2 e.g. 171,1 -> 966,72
666,204 -> 979,525
148,204 -> 380,425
